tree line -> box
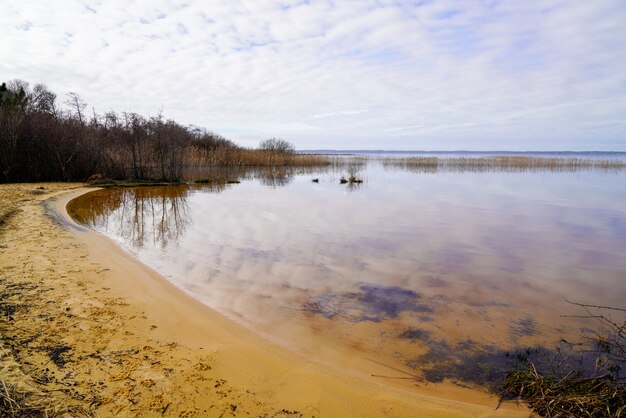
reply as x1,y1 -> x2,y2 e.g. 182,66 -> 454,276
0,79 -> 305,183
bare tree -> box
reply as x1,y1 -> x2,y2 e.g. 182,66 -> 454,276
65,92 -> 87,123
29,83 -> 57,114
258,137 -> 295,153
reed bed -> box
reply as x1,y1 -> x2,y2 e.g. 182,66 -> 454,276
183,152 -> 366,185
382,156 -> 626,173
187,147 -> 331,167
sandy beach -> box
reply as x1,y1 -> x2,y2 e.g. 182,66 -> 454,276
0,183 -> 530,417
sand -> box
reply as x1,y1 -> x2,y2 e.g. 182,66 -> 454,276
0,183 -> 531,417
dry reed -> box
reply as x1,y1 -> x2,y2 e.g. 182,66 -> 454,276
382,156 -> 626,173
0,200 -> 18,231
502,302 -> 625,417
186,147 -> 331,167
503,363 -> 625,417
0,379 -> 59,418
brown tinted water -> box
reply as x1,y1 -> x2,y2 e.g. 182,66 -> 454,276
68,159 -> 626,391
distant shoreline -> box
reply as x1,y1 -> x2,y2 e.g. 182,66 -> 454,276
299,149 -> 626,155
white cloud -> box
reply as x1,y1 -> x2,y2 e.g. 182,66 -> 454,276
313,109 -> 369,119
1,0 -> 625,150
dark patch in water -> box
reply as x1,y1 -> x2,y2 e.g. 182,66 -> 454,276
401,327 -> 619,391
509,315 -> 537,342
456,339 -> 478,351
414,342 -> 508,388
425,276 -> 447,288
303,294 -> 339,319
408,337 -> 595,390
398,328 -> 431,341
467,300 -> 512,308
358,284 -> 432,318
304,283 -> 433,322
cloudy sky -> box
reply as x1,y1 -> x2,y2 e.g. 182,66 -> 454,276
2,1 -> 626,150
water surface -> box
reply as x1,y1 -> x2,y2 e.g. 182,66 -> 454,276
69,157 -> 626,389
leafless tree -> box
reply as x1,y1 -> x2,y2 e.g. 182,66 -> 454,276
29,83 -> 57,114
65,92 -> 87,123
258,137 -> 295,153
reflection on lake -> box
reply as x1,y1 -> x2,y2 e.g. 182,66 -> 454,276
70,185 -> 197,248
181,159 -> 365,188
68,158 -> 626,390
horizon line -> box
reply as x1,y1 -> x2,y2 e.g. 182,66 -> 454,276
297,149 -> 626,153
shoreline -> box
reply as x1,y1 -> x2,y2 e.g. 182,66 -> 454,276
1,183 -> 529,417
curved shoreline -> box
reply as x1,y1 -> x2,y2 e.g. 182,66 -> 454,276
44,185 -> 528,416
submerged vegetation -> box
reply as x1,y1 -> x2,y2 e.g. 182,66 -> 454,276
383,156 -> 626,173
0,79 -> 329,183
501,303 -> 625,417
395,302 -> 626,416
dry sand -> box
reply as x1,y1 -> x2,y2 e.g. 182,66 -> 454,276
0,183 -> 531,417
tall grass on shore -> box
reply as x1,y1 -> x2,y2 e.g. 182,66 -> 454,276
382,156 -> 626,173
186,147 -> 330,168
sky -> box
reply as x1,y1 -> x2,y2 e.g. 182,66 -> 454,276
2,0 -> 626,150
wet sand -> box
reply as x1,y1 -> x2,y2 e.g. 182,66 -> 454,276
0,183 -> 529,417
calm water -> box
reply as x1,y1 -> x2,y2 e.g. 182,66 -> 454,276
69,157 -> 626,388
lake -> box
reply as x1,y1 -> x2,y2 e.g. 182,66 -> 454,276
68,154 -> 626,390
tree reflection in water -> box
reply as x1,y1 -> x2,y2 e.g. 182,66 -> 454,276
183,165 -> 342,188
69,161 -> 368,247
69,185 -> 207,248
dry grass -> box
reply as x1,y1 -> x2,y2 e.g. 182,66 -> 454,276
187,147 -> 331,167
0,339 -> 91,417
0,376 -> 82,418
502,303 -> 626,417
0,199 -> 18,231
382,156 -> 626,173
503,363 -> 625,417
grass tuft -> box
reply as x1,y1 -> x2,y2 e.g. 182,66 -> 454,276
501,302 -> 626,417
503,363 -> 625,417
